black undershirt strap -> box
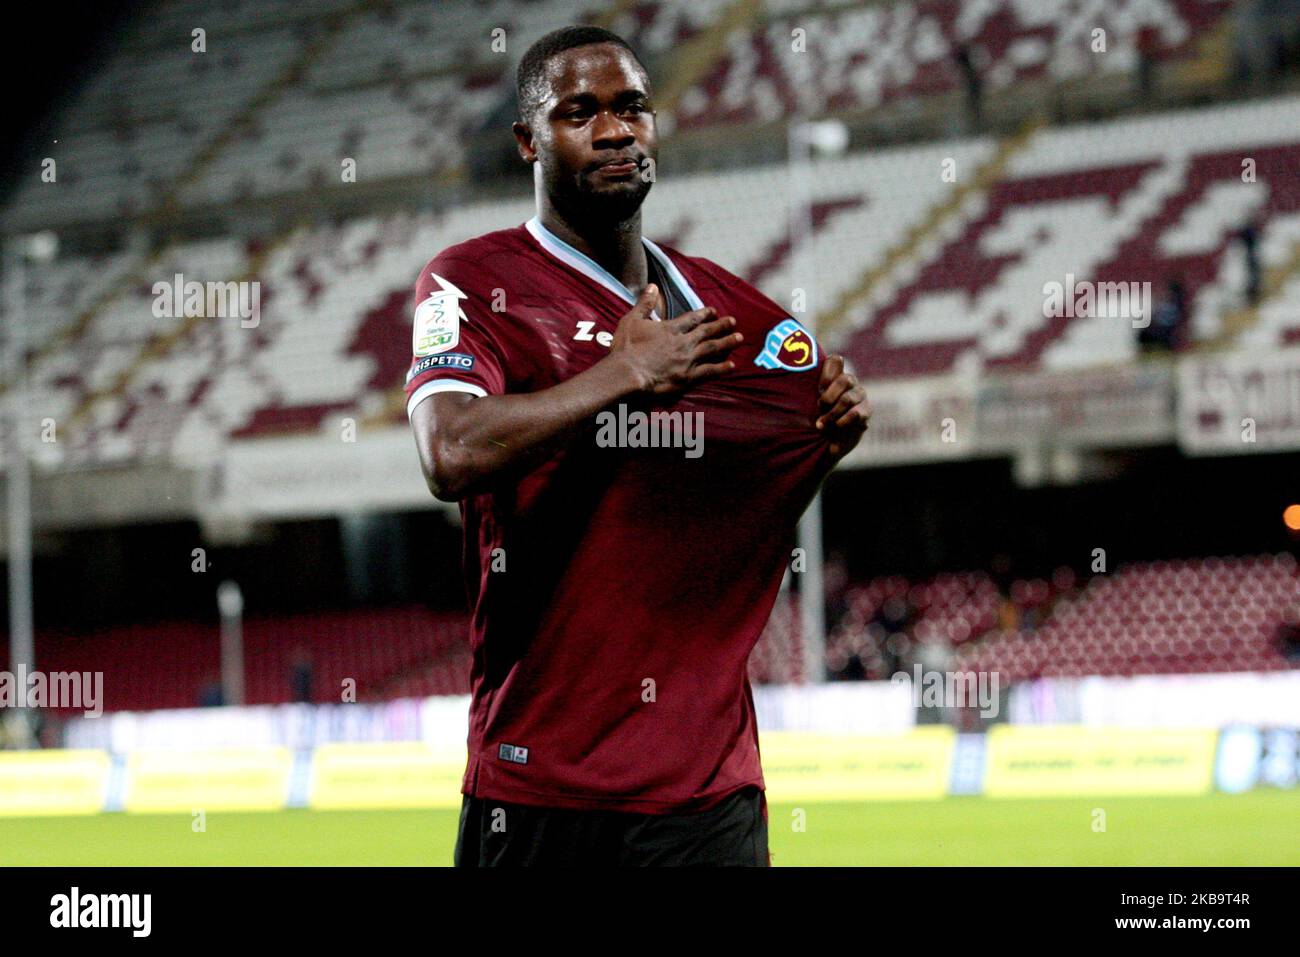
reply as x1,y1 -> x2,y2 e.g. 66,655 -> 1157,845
644,248 -> 692,321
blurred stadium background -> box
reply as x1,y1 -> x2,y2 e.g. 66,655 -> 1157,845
2,0 -> 1299,865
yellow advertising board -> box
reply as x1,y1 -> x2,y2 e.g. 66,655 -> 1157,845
761,728 -> 956,802
984,726 -> 1217,798
0,750 -> 109,816
0,724 -> 1225,818
124,747 -> 293,813
309,742 -> 466,810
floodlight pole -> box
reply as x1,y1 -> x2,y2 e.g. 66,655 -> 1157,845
217,580 -> 245,706
4,238 -> 36,745
788,120 -> 827,683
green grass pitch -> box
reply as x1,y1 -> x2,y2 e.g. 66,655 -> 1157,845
1,791 -> 1296,866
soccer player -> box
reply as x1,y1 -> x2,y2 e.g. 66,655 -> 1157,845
406,26 -> 871,866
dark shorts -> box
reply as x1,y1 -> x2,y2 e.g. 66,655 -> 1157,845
453,786 -> 770,867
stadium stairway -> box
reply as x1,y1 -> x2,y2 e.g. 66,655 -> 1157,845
0,243 -> 155,400
655,0 -> 765,116
68,227 -> 296,429
601,0 -> 642,23
819,114 -> 1045,342
1207,238 -> 1300,350
1165,12 -> 1235,92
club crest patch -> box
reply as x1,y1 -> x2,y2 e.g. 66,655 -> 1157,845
413,273 -> 468,357
755,317 -> 818,371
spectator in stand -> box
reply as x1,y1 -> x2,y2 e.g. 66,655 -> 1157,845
0,710 -> 37,750
1136,24 -> 1161,100
1138,277 -> 1187,353
823,550 -> 851,637
997,597 -> 1021,633
877,595 -> 913,676
953,43 -> 984,131
198,674 -> 224,707
289,642 -> 314,703
1235,219 -> 1262,305
1279,604 -> 1300,663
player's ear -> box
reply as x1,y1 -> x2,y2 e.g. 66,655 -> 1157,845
513,121 -> 538,164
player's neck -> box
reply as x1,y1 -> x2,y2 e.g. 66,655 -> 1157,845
538,204 -> 645,291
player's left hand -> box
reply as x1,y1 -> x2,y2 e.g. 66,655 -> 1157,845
815,354 -> 872,460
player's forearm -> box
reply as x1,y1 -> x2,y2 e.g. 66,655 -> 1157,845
415,353 -> 642,501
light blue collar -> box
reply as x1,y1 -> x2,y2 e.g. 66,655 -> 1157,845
525,216 -> 705,319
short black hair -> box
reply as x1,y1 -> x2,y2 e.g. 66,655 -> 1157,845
515,26 -> 648,124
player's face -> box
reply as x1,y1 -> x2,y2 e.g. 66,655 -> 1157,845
527,44 -> 657,222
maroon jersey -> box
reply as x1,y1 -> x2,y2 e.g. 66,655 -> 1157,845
406,217 -> 835,813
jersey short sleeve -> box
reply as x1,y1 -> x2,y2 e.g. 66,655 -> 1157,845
405,254 -> 511,419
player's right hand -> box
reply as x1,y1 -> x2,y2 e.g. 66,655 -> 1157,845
609,284 -> 743,395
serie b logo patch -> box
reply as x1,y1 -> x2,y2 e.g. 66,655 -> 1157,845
755,317 -> 818,372
413,273 -> 467,357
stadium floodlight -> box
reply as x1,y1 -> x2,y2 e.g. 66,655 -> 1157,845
217,579 -> 244,618
24,231 -> 59,263
217,580 -> 246,706
804,119 -> 850,156
788,118 -> 850,157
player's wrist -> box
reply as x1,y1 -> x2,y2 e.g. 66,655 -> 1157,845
600,351 -> 652,397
